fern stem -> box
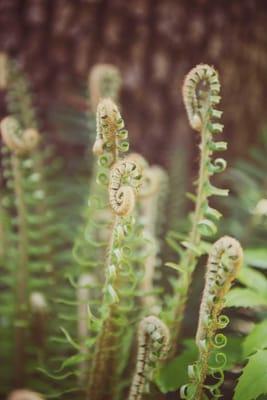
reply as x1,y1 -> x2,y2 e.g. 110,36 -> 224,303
170,105 -> 210,348
87,157 -> 142,399
87,215 -> 120,400
163,65 -> 226,355
12,154 -> 29,385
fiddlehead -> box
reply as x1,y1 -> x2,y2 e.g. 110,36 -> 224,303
1,116 -> 39,155
93,97 -> 127,160
109,160 -> 142,216
163,64 -> 228,353
181,236 -> 243,400
128,316 -> 170,400
86,101 -> 143,400
89,64 -> 122,113
182,64 -> 221,132
87,158 -> 142,400
69,97 -> 128,392
72,99 -> 123,294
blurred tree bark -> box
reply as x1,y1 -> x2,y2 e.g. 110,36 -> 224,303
0,0 -> 267,166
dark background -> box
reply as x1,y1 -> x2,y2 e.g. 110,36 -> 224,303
0,0 -> 267,167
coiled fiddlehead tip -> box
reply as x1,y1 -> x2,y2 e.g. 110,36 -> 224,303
187,236 -> 243,400
124,154 -> 167,198
89,63 -> 121,113
129,316 -> 170,400
182,64 -> 220,131
0,52 -> 8,89
109,160 -> 142,216
0,116 -> 39,155
93,98 -> 122,156
211,235 -> 243,277
7,390 -> 45,400
139,316 -> 170,359
196,235 -> 243,346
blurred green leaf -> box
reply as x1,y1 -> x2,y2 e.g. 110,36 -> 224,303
245,248 -> 267,269
223,336 -> 244,369
238,266 -> 267,296
155,339 -> 198,393
234,350 -> 267,400
243,320 -> 267,357
226,288 -> 267,308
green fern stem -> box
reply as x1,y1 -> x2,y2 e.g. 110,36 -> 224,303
11,154 -> 29,385
163,64 -> 227,354
181,236 -> 243,400
86,101 -> 142,399
86,214 -> 118,397
169,100 -> 211,347
0,116 -> 44,385
87,211 -> 139,400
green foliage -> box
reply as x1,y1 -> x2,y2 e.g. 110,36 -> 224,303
155,340 -> 198,393
0,54 -> 81,397
234,350 -> 267,400
243,320 -> 267,357
226,288 -> 267,308
244,248 -> 267,269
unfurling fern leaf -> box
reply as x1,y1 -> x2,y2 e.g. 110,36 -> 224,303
163,64 -> 228,354
181,236 -> 243,400
87,99 -> 143,400
128,316 -> 169,400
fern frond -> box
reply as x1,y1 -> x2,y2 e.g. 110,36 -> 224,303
181,236 -> 243,400
128,316 -> 169,400
163,64 -> 228,354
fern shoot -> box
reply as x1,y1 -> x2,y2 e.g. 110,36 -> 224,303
128,316 -> 169,400
181,236 -> 243,400
163,64 -> 228,353
73,66 -> 123,385
87,98 -> 142,400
